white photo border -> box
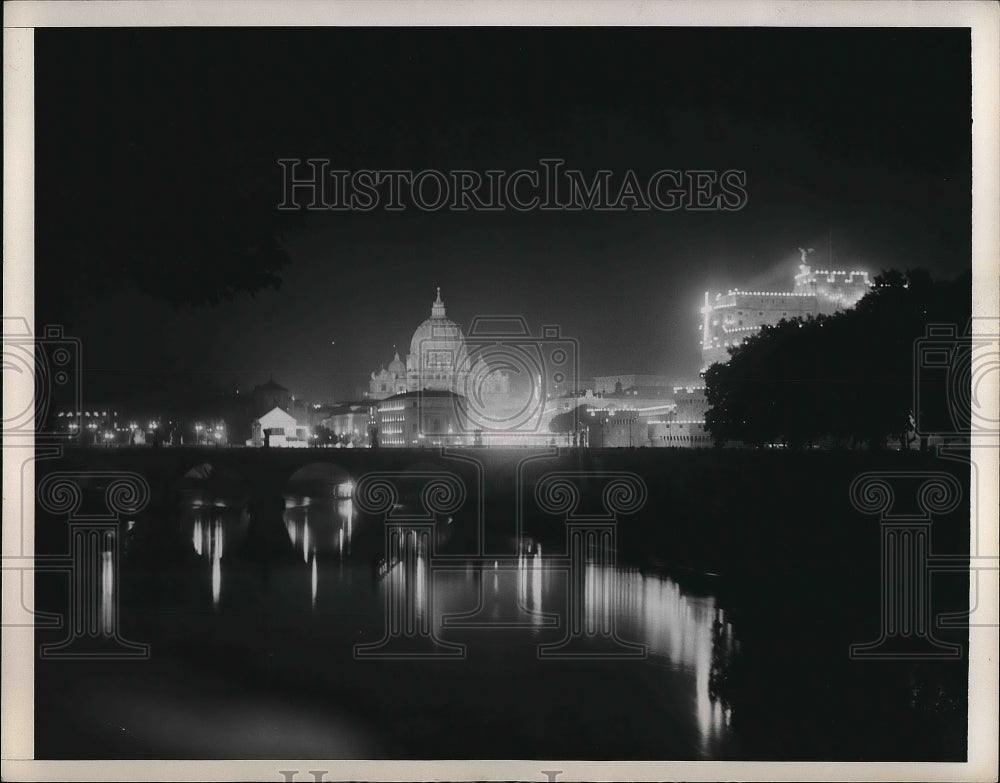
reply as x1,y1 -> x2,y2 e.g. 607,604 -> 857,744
3,2 -> 998,781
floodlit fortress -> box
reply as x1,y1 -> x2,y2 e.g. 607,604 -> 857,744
701,250 -> 871,370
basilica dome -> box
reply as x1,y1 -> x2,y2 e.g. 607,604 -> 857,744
409,288 -> 466,358
408,288 -> 468,390
387,351 -> 406,377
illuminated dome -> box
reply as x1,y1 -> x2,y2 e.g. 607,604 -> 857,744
387,351 -> 406,377
407,287 -> 468,391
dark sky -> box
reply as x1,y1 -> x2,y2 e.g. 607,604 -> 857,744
35,27 -> 972,406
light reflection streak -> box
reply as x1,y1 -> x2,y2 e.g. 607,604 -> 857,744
191,509 -> 225,610
582,564 -> 731,754
415,547 -> 427,621
340,498 -> 353,544
193,515 -> 203,556
213,517 -> 223,559
211,554 -> 221,609
517,553 -> 527,605
695,619 -> 712,747
101,550 -> 114,634
530,551 -> 542,620
311,554 -> 318,609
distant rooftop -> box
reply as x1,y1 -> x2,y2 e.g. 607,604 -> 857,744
382,389 -> 467,401
255,378 -> 289,392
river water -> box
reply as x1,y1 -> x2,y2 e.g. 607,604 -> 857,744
34,474 -> 968,761
35,485 -> 741,759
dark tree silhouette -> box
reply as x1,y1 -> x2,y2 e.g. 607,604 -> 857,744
549,404 -> 590,434
35,30 -> 304,311
705,268 -> 971,449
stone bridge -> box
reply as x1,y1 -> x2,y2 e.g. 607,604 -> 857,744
33,445 -> 660,527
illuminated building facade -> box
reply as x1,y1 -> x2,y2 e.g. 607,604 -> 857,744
591,374 -> 673,395
580,410 -> 711,448
375,390 -> 468,447
793,262 -> 872,308
49,406 -> 177,446
248,405 -> 310,448
648,420 -> 713,448
584,411 -> 645,448
322,401 -> 377,446
700,250 -> 871,371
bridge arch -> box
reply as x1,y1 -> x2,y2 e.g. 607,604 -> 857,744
281,462 -> 362,563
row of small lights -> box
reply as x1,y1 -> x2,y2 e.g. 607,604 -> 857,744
805,270 -> 869,277
68,419 -> 160,429
586,409 -> 707,425
705,337 -> 746,347
726,290 -> 816,298
67,420 -> 224,437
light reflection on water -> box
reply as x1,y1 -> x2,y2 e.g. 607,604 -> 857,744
186,491 -> 358,612
101,550 -> 114,634
191,513 -> 226,609
310,554 -> 318,608
176,490 -> 738,757
285,496 -> 354,562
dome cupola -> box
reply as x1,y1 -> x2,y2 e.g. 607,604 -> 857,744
407,287 -> 467,390
387,350 -> 406,377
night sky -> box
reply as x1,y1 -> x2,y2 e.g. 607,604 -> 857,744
35,27 -> 972,406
